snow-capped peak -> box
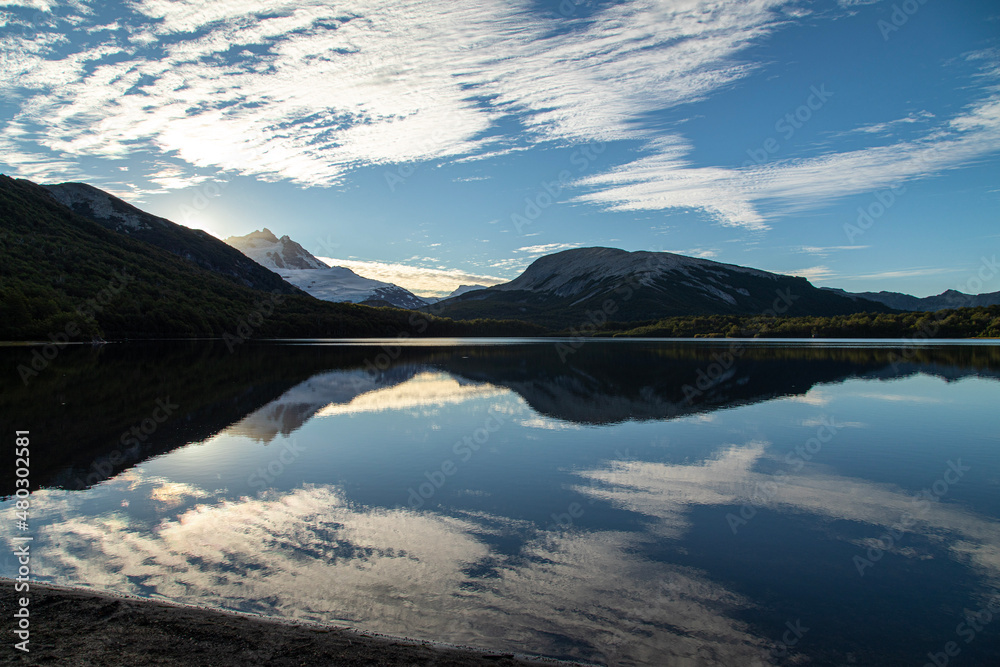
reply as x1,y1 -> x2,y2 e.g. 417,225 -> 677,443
225,228 -> 328,270
224,229 -> 428,309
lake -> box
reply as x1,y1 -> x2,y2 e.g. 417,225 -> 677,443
2,339 -> 999,665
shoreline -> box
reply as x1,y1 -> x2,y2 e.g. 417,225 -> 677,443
1,580 -> 575,666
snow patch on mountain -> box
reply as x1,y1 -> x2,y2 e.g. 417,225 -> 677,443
225,229 -> 428,309
280,267 -> 428,308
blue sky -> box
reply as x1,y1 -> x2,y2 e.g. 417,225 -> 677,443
1,0 -> 998,297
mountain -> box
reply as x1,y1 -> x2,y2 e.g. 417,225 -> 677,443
0,176 -> 540,341
225,229 -> 428,309
449,284 -> 488,298
822,287 -> 1000,312
43,183 -> 301,295
423,284 -> 488,305
277,267 -> 429,309
220,227 -> 327,270
11,342 -> 998,495
426,247 -> 891,328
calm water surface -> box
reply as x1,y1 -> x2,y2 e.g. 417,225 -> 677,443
2,340 -> 999,665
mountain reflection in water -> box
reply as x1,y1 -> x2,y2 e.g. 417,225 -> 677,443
1,340 -> 998,666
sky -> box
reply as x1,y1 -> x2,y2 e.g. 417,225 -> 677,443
1,0 -> 998,298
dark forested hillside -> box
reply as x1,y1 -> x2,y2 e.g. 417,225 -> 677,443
43,182 -> 303,295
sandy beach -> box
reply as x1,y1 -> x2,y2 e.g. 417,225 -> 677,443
1,580 -> 564,666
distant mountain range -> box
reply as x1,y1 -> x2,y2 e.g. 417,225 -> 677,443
225,229 -> 428,309
822,287 -> 1000,311
426,284 -> 488,303
425,247 -> 892,328
4,176 -> 996,342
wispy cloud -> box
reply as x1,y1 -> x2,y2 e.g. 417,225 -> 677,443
574,90 -> 1000,228
852,392 -> 948,404
845,111 -> 936,136
797,245 -> 869,257
317,256 -> 504,298
846,267 -> 960,280
0,0 -> 801,192
514,242 -> 583,255
787,265 -> 835,281
1,1 -> 997,235
666,247 -> 719,259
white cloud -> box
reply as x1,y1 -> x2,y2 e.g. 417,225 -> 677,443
514,242 -> 583,255
0,1 -> 56,9
12,469 -> 774,665
852,392 -> 948,404
1,0 -> 996,234
573,439 -> 1000,577
666,247 -> 719,259
574,135 -> 771,229
786,265 -> 835,281
847,111 -> 936,136
0,0 -> 800,192
797,245 -> 869,256
848,267 -> 959,280
574,90 -> 1000,228
785,390 -> 832,406
317,256 -> 504,298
